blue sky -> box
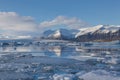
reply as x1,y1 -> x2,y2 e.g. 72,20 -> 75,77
0,0 -> 119,36
0,0 -> 120,25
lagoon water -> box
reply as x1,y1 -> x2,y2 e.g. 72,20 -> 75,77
0,40 -> 120,80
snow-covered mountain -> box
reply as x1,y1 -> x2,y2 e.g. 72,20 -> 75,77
0,24 -> 119,42
75,25 -> 120,38
76,25 -> 120,41
43,25 -> 120,41
43,29 -> 79,40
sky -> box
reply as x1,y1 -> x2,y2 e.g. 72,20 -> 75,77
0,0 -> 120,36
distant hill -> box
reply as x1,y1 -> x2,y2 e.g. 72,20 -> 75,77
42,25 -> 120,42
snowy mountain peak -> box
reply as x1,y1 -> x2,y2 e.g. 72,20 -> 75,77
75,25 -> 103,38
43,28 -> 79,39
42,25 -> 120,41
75,25 -> 120,38
51,30 -> 62,38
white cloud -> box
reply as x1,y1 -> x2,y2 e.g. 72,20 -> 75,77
39,16 -> 89,29
0,12 -> 89,37
0,12 -> 38,36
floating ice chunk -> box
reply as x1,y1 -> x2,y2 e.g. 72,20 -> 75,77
53,74 -> 75,80
78,70 -> 120,80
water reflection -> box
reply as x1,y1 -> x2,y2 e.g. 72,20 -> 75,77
48,46 -> 61,57
0,43 -> 120,61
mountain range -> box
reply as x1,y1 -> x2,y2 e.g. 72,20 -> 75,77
43,25 -> 120,42
0,25 -> 120,42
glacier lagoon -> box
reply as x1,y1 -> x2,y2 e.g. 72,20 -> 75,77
0,40 -> 120,80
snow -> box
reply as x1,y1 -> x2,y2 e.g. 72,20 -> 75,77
43,29 -> 79,39
97,25 -> 120,33
75,25 -> 120,38
50,30 -> 62,38
43,25 -> 120,39
75,25 -> 104,37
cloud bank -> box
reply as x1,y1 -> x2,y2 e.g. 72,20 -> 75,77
0,12 -> 38,36
0,12 -> 89,37
39,16 -> 89,29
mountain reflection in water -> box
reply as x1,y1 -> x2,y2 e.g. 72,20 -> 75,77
0,41 -> 119,61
